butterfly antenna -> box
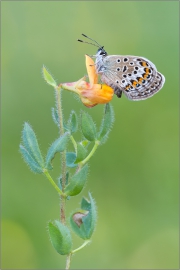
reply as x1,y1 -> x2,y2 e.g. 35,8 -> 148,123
77,39 -> 99,48
81,33 -> 102,48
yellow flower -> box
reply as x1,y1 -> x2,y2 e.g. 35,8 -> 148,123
61,55 -> 114,108
85,54 -> 98,85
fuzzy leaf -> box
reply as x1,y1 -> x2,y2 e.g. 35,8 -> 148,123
81,111 -> 97,141
67,111 -> 78,134
74,143 -> 87,164
42,65 -> 57,88
70,211 -> 87,239
45,133 -> 69,170
70,193 -> 97,239
19,145 -> 43,173
21,122 -> 44,168
81,196 -> 91,211
80,193 -> 97,238
48,221 -> 72,255
66,152 -> 77,168
51,107 -> 59,127
64,165 -> 88,196
98,104 -> 114,143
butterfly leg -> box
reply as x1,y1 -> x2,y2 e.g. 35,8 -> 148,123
114,87 -> 122,98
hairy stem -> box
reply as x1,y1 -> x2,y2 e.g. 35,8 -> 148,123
65,240 -> 91,269
55,87 -> 67,224
65,253 -> 72,270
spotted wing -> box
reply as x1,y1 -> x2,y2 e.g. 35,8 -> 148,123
99,55 -> 165,101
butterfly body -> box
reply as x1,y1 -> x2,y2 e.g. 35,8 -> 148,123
95,47 -> 165,100
78,34 -> 165,101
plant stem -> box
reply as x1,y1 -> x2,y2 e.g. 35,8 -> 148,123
72,240 -> 91,254
43,170 -> 65,196
65,253 -> 72,269
65,240 -> 91,269
70,135 -> 77,152
55,87 -> 67,224
79,140 -> 100,167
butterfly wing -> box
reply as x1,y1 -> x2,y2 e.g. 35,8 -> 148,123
97,55 -> 165,101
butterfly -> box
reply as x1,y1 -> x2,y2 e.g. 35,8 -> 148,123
78,34 -> 165,101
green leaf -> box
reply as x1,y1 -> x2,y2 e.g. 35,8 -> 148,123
74,143 -> 87,164
63,122 -> 69,132
64,164 -> 88,196
81,196 -> 91,211
81,111 -> 97,141
98,104 -> 114,143
70,211 -> 87,239
21,122 -> 44,168
51,107 -> 59,127
81,193 -> 97,238
45,133 -> 69,170
67,111 -> 78,134
48,221 -> 72,255
42,65 -> 57,88
66,152 -> 77,168
19,145 -> 43,173
70,192 -> 97,239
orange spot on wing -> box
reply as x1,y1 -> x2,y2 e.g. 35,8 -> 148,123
145,68 -> 150,74
133,81 -> 137,87
138,77 -> 143,83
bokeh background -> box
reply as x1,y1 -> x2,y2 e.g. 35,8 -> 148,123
1,1 -> 179,269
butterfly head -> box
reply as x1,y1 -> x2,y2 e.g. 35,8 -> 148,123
96,46 -> 107,57
78,34 -> 108,58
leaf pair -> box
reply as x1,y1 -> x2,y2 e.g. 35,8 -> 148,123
81,103 -> 114,143
19,123 -> 44,173
64,165 -> 88,197
70,193 -> 97,240
48,193 -> 97,255
20,123 -> 69,173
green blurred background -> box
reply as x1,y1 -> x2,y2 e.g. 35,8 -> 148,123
1,1 -> 179,269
